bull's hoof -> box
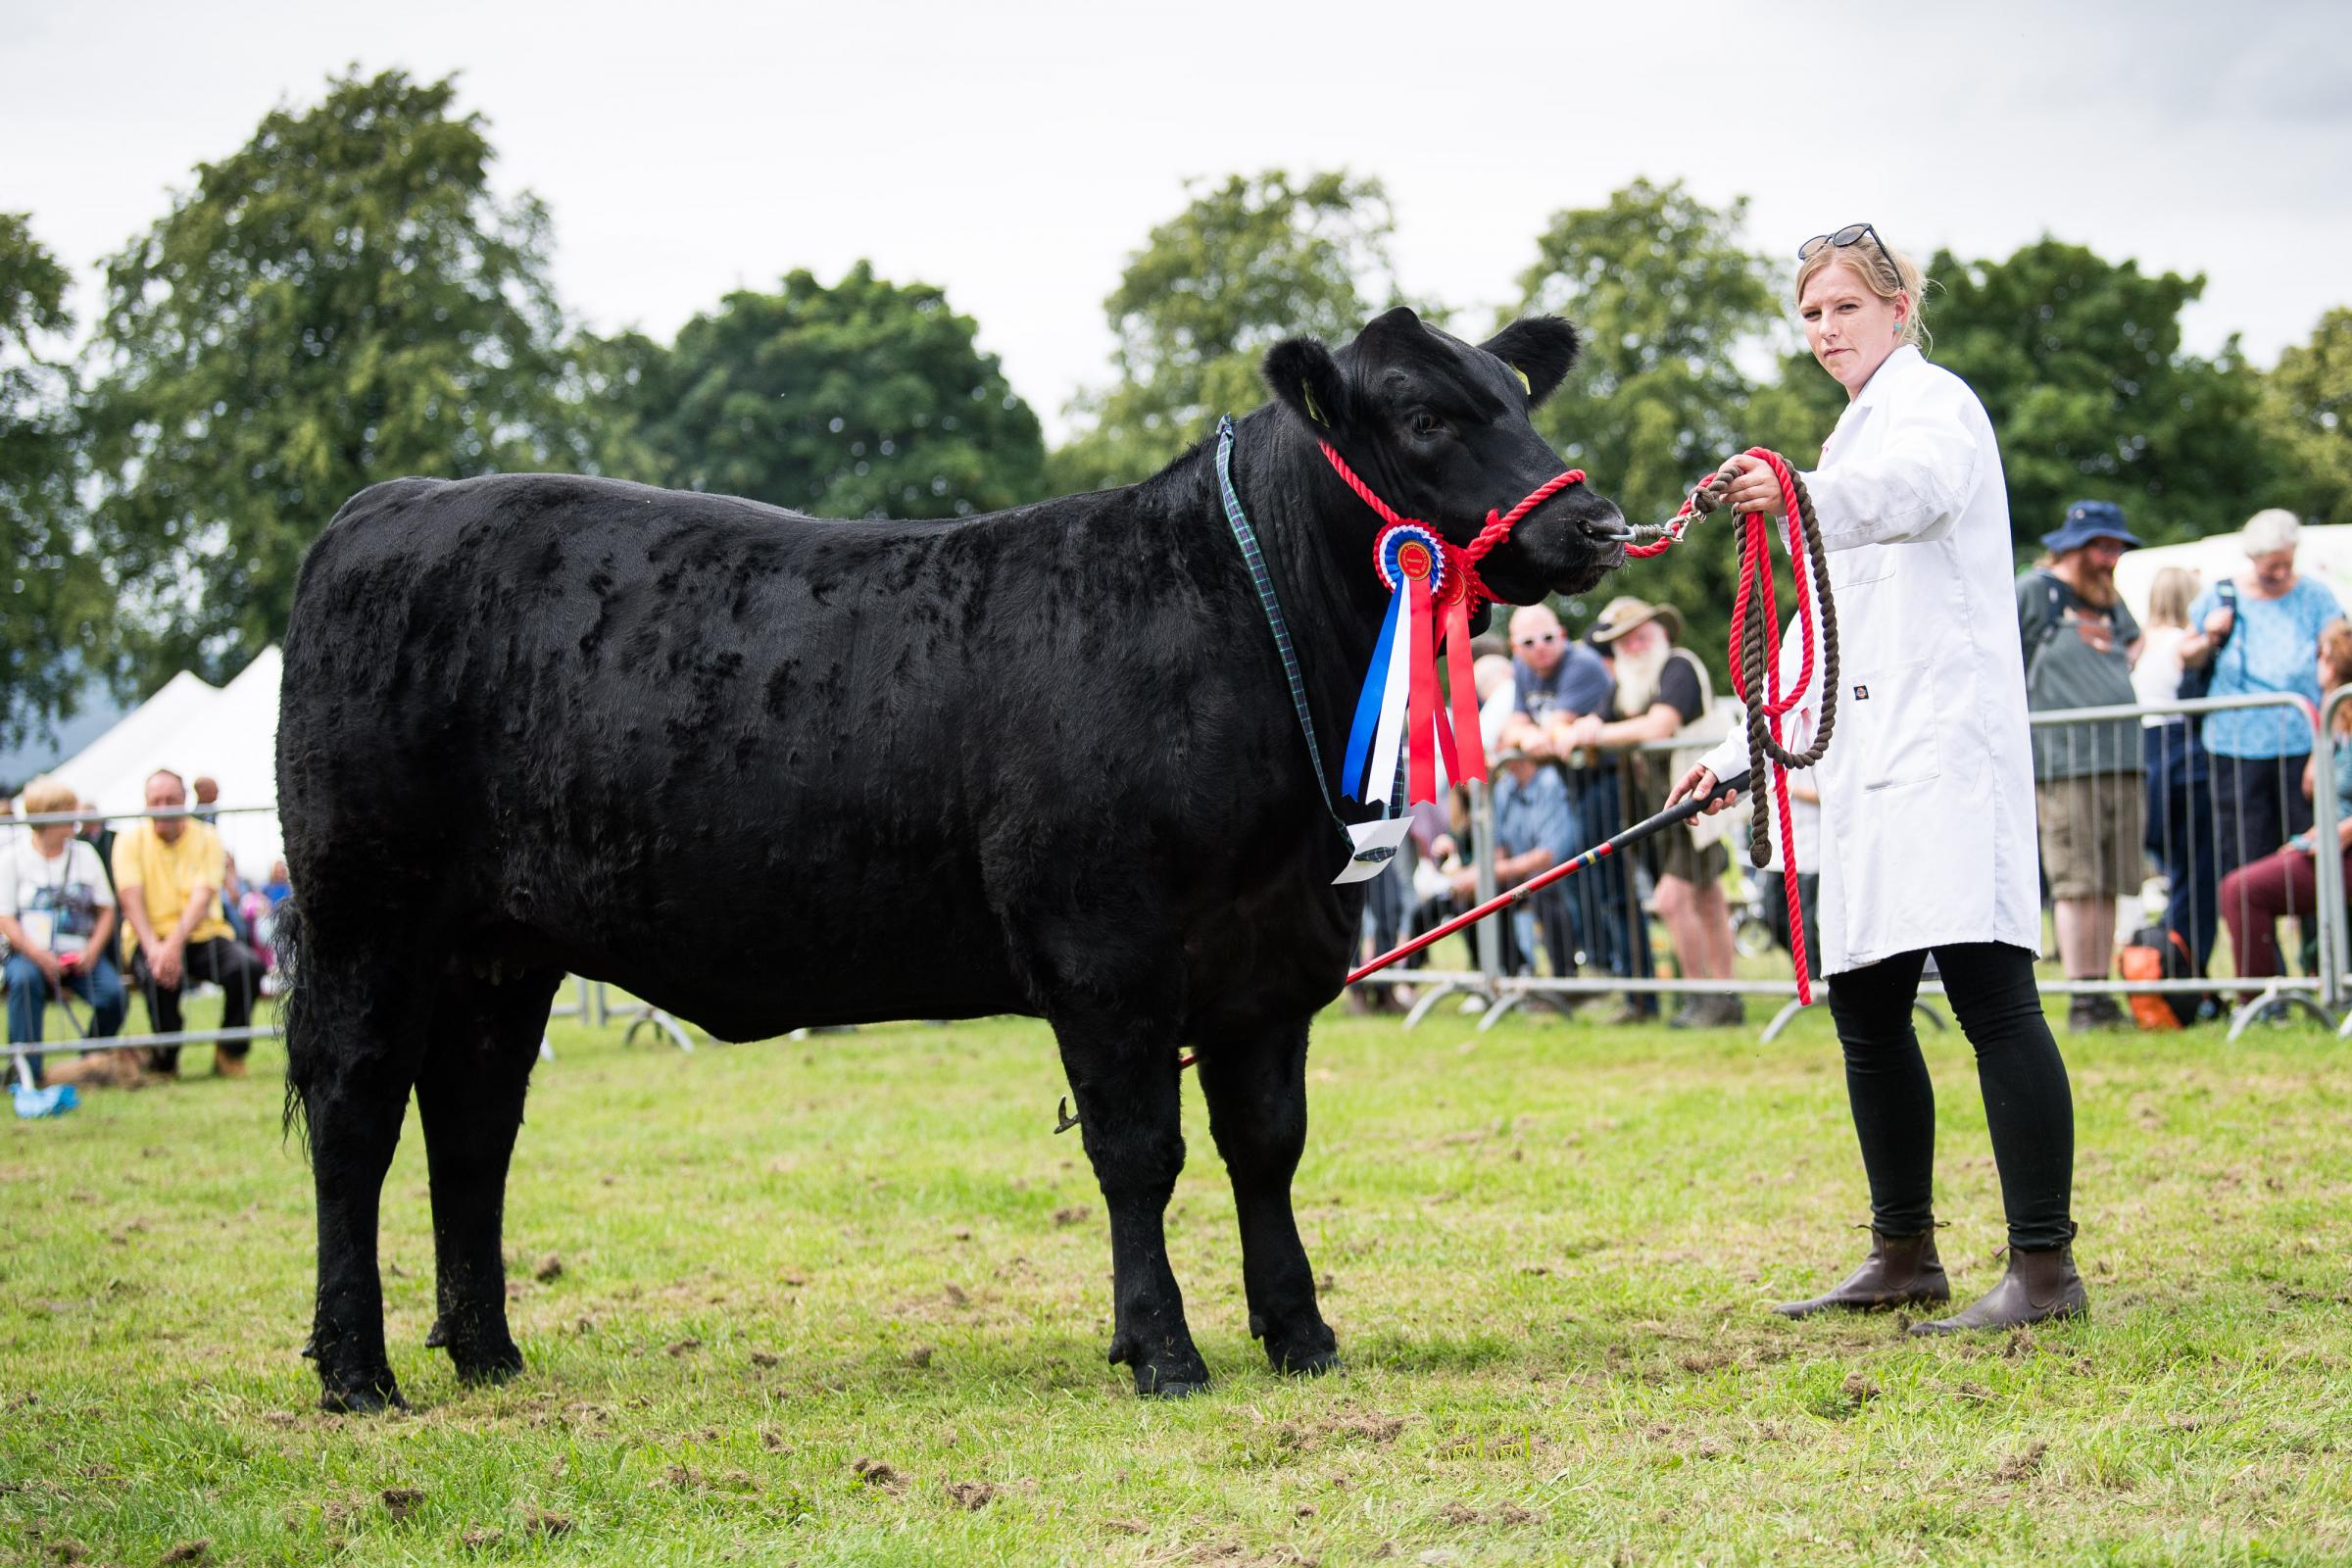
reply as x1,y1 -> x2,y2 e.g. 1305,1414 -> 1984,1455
449,1338 -> 525,1386
1109,1329 -> 1210,1399
1253,1312 -> 1342,1377
1271,1344 -> 1344,1378
317,1367 -> 408,1414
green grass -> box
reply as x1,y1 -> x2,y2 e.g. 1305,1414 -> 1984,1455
4,997 -> 2350,1566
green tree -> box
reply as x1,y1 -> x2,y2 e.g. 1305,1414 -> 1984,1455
2264,307 -> 2352,524
82,68 -> 580,684
636,262 -> 1043,517
1051,171 -> 1404,493
1922,238 -> 2282,546
1,215 -> 111,749
1512,179 -> 1787,666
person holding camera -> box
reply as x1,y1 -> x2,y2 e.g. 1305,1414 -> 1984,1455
2181,510 -> 2342,906
0,775 -> 127,1085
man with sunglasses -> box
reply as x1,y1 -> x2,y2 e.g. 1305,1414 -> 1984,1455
1498,605 -> 1653,1015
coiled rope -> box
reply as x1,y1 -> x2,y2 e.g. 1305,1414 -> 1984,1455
1629,452 -> 1839,1004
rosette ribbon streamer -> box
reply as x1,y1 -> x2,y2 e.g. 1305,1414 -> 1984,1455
1322,443 -> 1586,808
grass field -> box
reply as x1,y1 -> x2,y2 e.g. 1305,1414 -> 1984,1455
4,994 -> 2350,1566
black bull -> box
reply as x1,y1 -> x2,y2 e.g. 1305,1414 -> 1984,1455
278,307 -> 1628,1408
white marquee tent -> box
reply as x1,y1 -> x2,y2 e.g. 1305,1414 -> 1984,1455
43,647 -> 285,880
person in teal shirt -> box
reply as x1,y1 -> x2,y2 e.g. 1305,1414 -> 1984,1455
2183,509 -> 2342,899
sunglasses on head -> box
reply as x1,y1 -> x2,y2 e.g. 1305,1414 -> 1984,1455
1798,221 -> 1892,270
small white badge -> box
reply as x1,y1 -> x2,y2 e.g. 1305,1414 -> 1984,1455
1332,816 -> 1413,885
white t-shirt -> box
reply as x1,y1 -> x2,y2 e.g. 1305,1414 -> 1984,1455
0,837 -> 115,956
2132,623 -> 2188,727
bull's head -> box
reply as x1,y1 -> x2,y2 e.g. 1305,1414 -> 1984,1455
1263,307 -> 1628,604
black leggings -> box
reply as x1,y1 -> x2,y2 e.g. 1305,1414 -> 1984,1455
1824,942 -> 2075,1251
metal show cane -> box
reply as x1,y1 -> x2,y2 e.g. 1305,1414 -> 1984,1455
1345,770 -> 1753,985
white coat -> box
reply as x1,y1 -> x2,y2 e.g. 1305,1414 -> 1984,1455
1700,344 -> 2040,976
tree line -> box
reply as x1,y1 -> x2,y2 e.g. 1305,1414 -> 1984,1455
5,68 -> 2348,746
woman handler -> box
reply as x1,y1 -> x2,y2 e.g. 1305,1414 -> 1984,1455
1669,224 -> 2084,1333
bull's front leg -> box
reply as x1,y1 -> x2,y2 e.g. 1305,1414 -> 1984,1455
1197,1019 -> 1339,1376
1050,1009 -> 1209,1397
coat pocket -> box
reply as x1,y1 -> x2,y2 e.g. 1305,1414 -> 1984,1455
1832,543 -> 1893,588
1850,659 -> 1941,792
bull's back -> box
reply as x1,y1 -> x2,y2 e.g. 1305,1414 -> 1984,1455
278,473 -> 1038,1027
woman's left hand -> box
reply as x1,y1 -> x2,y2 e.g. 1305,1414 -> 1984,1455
1718,455 -> 1788,518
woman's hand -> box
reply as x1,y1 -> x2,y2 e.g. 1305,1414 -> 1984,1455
2202,605 -> 2235,640
1667,764 -> 1740,814
1719,455 -> 1788,518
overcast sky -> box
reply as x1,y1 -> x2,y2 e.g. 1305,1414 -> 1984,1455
6,0 -> 2347,441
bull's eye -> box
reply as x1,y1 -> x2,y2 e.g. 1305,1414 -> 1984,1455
1409,410 -> 1447,440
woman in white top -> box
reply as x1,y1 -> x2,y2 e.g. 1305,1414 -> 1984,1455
2135,567 -> 2220,982
1,775 -> 127,1085
1671,223 -> 2084,1334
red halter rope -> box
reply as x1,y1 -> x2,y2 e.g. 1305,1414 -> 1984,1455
1632,449 -> 1831,1004
1320,440 -> 1832,1006
1315,442 -> 1585,615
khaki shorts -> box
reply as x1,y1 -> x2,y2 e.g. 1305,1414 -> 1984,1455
2035,774 -> 2146,900
1658,821 -> 1732,889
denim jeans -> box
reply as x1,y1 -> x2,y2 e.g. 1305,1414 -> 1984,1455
5,950 -> 129,1085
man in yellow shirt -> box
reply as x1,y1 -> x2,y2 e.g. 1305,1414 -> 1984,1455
114,769 -> 265,1077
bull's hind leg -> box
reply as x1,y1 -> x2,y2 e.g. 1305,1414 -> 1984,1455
1051,1008 -> 1210,1397
416,963 -> 561,1386
296,941 -> 434,1413
1198,1019 -> 1340,1376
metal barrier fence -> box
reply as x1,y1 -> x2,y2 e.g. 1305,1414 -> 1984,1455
3,801 -> 695,1088
1345,690 -> 2352,1043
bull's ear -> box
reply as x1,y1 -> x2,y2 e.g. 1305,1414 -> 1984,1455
1263,336 -> 1351,432
1480,317 -> 1582,407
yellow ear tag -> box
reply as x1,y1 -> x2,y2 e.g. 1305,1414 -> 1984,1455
1510,365 -> 1532,396
1301,383 -> 1326,425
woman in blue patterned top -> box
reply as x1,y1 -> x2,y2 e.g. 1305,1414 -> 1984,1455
2217,620 -> 2352,982
2182,509 -> 2342,901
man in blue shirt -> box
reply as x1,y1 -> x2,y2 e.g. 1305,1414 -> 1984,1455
2181,509 -> 2344,895
1494,605 -> 1646,1006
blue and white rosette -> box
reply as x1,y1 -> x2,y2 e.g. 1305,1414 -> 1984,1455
1341,523 -> 1446,806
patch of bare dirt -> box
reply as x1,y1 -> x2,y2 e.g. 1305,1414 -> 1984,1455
523,1506 -> 572,1537
380,1487 -> 424,1522
1994,1440 -> 2049,1484
853,1456 -> 906,1494
160,1543 -> 209,1565
944,1480 -> 995,1510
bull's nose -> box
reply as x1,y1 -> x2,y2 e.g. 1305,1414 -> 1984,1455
1584,507 -> 1632,543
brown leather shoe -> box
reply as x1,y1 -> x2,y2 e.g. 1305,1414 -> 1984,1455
214,1051 -> 249,1079
1908,1235 -> 2086,1335
1773,1228 -> 1949,1318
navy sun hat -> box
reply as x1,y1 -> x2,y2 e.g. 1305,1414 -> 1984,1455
2041,500 -> 2142,554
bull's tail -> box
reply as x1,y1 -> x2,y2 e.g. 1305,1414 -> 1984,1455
277,895 -> 313,1155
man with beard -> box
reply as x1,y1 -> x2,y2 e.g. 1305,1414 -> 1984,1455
2019,503 -> 2145,1031
1560,597 -> 1740,1028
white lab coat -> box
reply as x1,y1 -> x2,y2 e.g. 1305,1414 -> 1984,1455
1701,344 -> 2039,976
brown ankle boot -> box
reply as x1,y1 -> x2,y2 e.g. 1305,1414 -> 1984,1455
1908,1233 -> 2086,1336
1773,1227 -> 1950,1318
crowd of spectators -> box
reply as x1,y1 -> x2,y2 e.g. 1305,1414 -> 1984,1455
1363,502 -> 2352,1031
2,767 -> 281,1090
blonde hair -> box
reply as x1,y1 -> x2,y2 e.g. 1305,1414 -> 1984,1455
20,775 -> 77,817
2144,566 -> 2200,631
1796,235 -> 1931,352
2324,620 -> 2352,731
